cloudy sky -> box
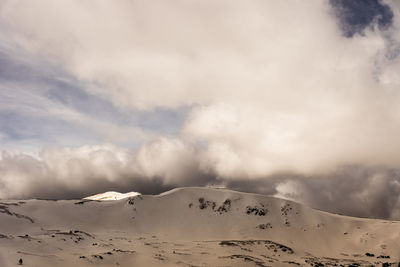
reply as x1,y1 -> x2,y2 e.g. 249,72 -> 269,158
1,0 -> 400,219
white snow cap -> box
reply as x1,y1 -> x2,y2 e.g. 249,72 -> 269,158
84,191 -> 141,201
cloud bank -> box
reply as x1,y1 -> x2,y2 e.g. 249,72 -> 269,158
0,140 -> 211,200
1,0 -> 400,219
3,143 -> 400,220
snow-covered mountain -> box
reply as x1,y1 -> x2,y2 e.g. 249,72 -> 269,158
0,187 -> 399,266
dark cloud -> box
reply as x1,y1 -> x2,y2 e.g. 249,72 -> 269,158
330,0 -> 394,37
242,166 -> 400,220
297,167 -> 400,219
0,141 -> 218,200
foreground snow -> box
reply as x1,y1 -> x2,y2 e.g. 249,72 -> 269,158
0,187 -> 399,266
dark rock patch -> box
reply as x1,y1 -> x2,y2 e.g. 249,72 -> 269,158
217,199 -> 231,213
198,198 -> 232,214
73,230 -> 94,238
113,248 -> 136,254
154,253 -> 165,261
246,206 -> 268,216
377,255 -> 390,259
92,255 -> 103,260
219,240 -> 294,254
284,261 -> 300,265
0,205 -> 34,223
257,223 -> 272,230
219,241 -> 239,246
220,254 -> 267,267
281,203 -> 292,216
0,233 -> 10,239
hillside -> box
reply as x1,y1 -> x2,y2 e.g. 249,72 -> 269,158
0,187 -> 399,266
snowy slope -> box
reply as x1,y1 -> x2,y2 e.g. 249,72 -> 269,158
0,187 -> 399,266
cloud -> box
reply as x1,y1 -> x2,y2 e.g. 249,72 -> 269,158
0,0 -> 346,109
1,0 -> 400,219
0,44 -> 187,152
274,166 -> 400,219
2,142 -> 400,220
0,139 -> 215,200
3,0 -> 400,174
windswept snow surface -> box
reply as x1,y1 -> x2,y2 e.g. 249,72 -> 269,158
0,187 -> 399,266
84,191 -> 141,200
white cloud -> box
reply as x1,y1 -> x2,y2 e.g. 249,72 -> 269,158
0,0 -> 351,109
2,1 -> 400,177
0,139 -> 203,199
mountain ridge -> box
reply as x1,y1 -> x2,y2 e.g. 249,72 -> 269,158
0,187 -> 399,266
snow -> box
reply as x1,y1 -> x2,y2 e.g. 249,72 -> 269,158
0,187 -> 399,266
84,191 -> 141,200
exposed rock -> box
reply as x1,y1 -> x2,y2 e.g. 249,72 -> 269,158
246,206 -> 268,216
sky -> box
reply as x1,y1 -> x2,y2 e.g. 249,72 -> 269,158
1,0 -> 400,219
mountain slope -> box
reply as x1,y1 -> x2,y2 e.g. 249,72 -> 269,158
0,187 -> 399,266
